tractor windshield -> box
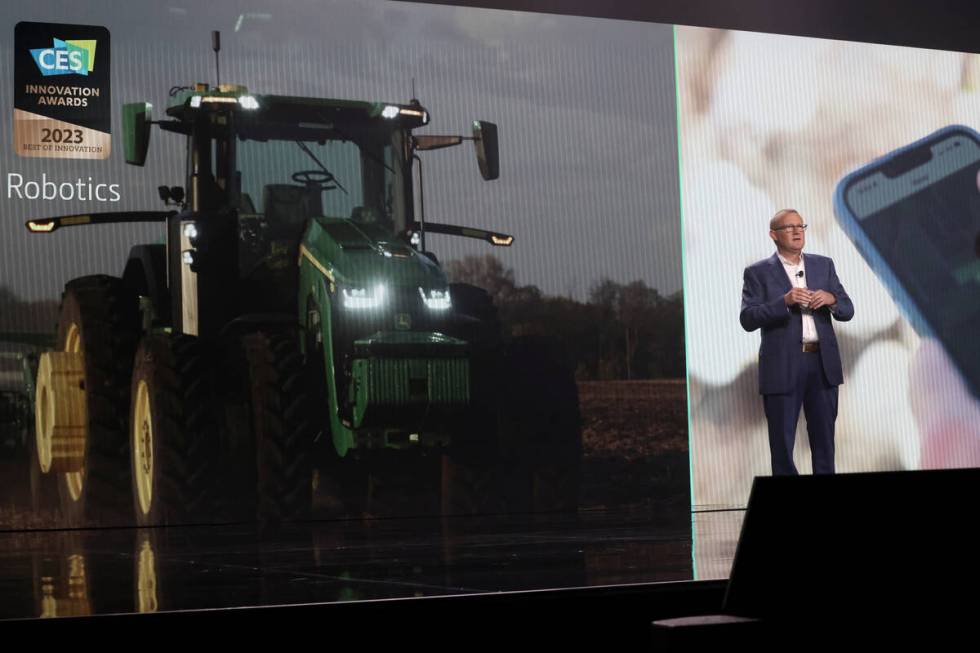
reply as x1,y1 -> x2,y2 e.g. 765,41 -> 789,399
234,122 -> 411,235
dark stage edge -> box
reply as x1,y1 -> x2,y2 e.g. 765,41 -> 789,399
0,507 -> 726,644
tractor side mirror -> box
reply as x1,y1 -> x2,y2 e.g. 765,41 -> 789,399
157,186 -> 185,206
472,120 -> 499,181
123,102 -> 153,166
414,135 -> 463,151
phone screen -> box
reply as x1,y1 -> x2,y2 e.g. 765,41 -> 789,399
843,129 -> 980,396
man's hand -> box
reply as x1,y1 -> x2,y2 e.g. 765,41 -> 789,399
784,287 -> 813,306
808,290 -> 837,310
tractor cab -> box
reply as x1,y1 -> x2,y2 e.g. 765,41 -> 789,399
123,84 -> 503,334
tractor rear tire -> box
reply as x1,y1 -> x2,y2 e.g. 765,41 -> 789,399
244,332 -> 314,526
53,276 -> 139,527
501,336 -> 583,514
441,284 -> 507,516
448,283 -> 501,349
129,334 -> 219,526
440,447 -> 505,516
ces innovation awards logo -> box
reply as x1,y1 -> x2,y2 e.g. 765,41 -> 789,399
14,22 -> 111,159
30,38 -> 98,77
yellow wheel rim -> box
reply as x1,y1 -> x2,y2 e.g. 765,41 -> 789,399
63,323 -> 85,502
133,379 -> 153,516
65,472 -> 84,502
36,383 -> 53,472
65,323 -> 81,354
136,535 -> 159,613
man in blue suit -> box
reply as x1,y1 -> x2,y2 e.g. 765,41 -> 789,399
740,209 -> 854,475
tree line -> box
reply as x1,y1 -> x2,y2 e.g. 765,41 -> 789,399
0,259 -> 688,382
446,255 -> 685,380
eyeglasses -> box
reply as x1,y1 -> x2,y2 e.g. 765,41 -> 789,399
772,224 -> 808,232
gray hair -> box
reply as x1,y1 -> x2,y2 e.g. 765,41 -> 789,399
770,209 -> 802,230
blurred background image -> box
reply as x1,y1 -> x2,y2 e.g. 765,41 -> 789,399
678,26 -> 980,508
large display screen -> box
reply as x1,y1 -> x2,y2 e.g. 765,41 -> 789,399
0,0 -> 688,604
1,0 -> 977,618
678,27 -> 980,508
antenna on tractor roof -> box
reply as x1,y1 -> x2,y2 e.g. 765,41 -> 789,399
212,30 -> 221,88
411,77 -> 417,104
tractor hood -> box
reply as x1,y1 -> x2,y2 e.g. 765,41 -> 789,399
301,217 -> 447,290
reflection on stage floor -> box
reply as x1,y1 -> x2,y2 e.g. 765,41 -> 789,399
0,506 -> 707,620
692,508 -> 745,581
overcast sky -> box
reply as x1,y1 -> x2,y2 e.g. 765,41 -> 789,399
0,0 -> 680,302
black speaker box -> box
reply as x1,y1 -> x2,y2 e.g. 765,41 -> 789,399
724,468 -> 980,624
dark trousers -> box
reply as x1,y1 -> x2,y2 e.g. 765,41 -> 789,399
763,349 -> 839,475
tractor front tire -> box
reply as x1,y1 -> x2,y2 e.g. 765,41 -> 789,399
129,334 -> 219,526
244,332 -> 314,526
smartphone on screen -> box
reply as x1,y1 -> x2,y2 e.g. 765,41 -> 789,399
834,125 -> 980,399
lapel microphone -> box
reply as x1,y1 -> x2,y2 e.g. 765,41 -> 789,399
796,270 -> 804,278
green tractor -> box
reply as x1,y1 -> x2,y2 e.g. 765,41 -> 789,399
25,58 -> 581,526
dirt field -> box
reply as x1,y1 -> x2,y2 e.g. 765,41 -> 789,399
578,380 -> 690,511
579,380 -> 688,460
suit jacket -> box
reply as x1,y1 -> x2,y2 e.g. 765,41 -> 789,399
740,253 -> 854,395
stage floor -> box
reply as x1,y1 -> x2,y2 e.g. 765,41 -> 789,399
693,508 -> 745,581
0,504 -> 747,620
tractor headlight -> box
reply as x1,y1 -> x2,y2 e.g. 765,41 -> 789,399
238,95 -> 260,110
341,284 -> 386,309
419,288 -> 451,311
